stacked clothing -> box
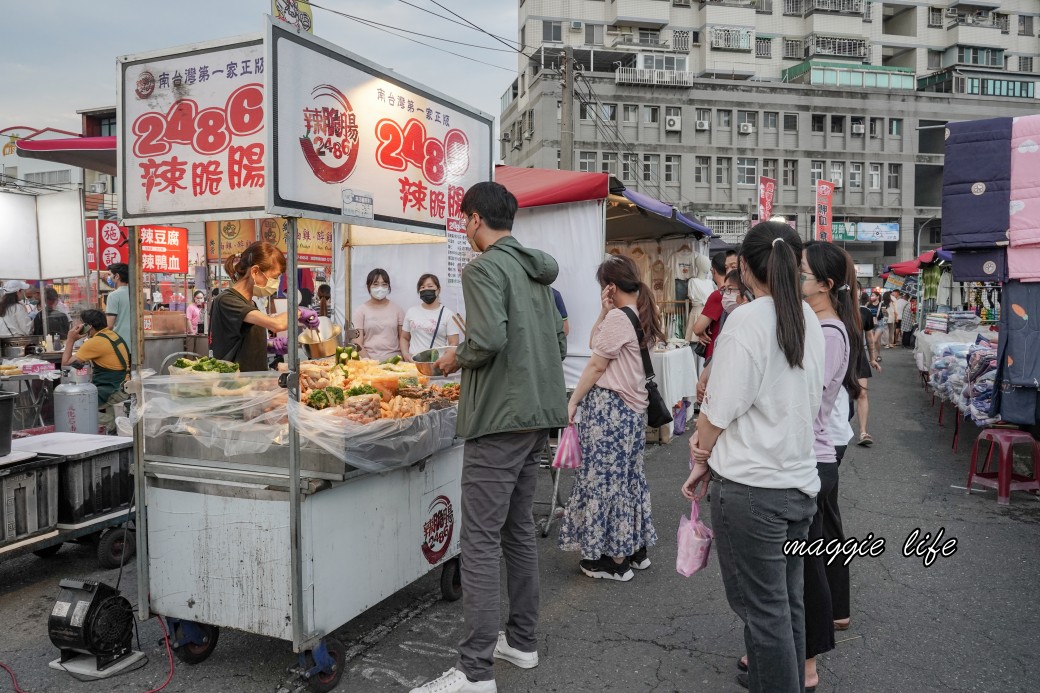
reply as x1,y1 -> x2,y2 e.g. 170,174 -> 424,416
965,336 -> 999,426
925,313 -> 950,333
1009,115 -> 1040,281
929,342 -> 971,403
991,281 -> 1040,424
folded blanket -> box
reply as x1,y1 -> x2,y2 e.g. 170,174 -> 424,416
1008,245 -> 1040,281
943,117 -> 1013,249
1009,114 -> 1040,248
951,248 -> 1008,282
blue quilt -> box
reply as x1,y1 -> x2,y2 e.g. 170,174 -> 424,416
942,117 -> 1013,250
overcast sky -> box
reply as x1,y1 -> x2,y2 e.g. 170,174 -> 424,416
1,0 -> 518,132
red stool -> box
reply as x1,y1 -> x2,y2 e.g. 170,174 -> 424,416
967,429 -> 1040,506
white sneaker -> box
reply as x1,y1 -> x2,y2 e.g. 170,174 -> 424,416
409,668 -> 497,693
493,631 -> 539,669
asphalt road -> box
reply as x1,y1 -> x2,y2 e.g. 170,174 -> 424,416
2,347 -> 1039,692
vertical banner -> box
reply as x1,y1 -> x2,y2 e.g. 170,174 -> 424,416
140,225 -> 189,273
815,181 -> 835,242
445,216 -> 475,317
86,223 -> 98,271
758,176 -> 776,221
86,220 -> 130,270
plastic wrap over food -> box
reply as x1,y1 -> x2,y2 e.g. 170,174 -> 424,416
134,373 -> 290,457
287,398 -> 457,472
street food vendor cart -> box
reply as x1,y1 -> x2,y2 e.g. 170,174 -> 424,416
119,19 -> 492,691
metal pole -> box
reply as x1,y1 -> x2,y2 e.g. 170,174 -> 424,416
286,217 -> 305,651
560,45 -> 575,171
129,225 -> 150,621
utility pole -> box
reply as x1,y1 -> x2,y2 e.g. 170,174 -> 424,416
560,45 -> 575,171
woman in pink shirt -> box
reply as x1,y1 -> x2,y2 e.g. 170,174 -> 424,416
186,291 -> 206,334
352,268 -> 405,362
558,255 -> 665,582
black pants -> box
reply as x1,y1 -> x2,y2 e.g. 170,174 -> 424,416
825,447 -> 850,621
804,462 -> 838,658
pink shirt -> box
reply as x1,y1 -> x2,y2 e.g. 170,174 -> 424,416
186,303 -> 203,327
353,300 -> 404,362
592,308 -> 647,413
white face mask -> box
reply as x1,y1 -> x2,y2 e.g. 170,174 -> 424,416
722,293 -> 739,314
252,270 -> 278,297
370,286 -> 389,301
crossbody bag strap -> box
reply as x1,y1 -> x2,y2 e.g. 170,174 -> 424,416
619,306 -> 657,381
429,307 -> 445,349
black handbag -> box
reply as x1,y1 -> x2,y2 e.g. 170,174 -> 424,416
620,307 -> 673,429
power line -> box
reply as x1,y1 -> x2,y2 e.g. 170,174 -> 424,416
395,0 -> 520,48
422,0 -> 536,59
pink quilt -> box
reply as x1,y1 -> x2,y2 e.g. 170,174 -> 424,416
1010,115 -> 1040,249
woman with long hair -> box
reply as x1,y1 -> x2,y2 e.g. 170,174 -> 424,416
0,280 -> 33,337
558,254 -> 664,582
683,222 -> 825,693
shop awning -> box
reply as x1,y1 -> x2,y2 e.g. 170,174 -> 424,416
605,178 -> 711,241
495,165 -> 608,208
887,259 -> 921,276
16,136 -> 117,176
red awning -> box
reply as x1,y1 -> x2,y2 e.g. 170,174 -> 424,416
16,136 -> 117,176
495,165 -> 608,208
887,259 -> 921,276
917,250 -> 936,264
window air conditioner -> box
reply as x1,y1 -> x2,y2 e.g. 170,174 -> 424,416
738,123 -> 755,134
665,115 -> 682,132
851,123 -> 865,134
695,120 -> 710,131
88,182 -> 107,194
833,177 -> 843,188
501,132 -> 511,141
570,21 -> 583,31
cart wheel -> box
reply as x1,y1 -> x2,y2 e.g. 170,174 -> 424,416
32,543 -> 63,558
172,623 -> 220,665
303,636 -> 345,690
97,528 -> 136,569
440,557 -> 462,602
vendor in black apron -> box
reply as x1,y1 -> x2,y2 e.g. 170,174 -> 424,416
209,241 -> 320,372
62,309 -> 130,432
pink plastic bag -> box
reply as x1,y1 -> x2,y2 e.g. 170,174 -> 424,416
676,500 -> 713,577
551,425 -> 582,469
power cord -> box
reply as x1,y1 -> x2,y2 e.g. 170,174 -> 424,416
0,662 -> 28,693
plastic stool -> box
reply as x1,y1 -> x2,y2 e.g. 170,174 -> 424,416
967,429 -> 1040,506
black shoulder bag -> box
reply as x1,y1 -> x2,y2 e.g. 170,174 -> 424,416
620,307 -> 673,428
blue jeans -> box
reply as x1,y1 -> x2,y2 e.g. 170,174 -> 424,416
710,473 -> 817,693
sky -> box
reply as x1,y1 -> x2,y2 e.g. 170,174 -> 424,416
0,0 -> 519,132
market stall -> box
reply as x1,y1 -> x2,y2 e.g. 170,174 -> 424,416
118,21 -> 493,690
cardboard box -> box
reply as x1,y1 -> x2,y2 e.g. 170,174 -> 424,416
646,424 -> 673,445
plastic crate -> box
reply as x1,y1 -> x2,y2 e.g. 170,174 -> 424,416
0,453 -> 61,549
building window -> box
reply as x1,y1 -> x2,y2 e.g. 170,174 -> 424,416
889,118 -> 902,136
810,160 -> 824,185
887,163 -> 902,190
641,54 -> 688,71
783,38 -> 803,59
755,37 -> 772,58
783,160 -> 798,186
542,21 -> 562,42
784,0 -> 802,14
763,158 -> 778,180
830,161 -> 845,186
579,151 -> 597,173
665,155 -> 681,184
602,152 -> 618,176
521,25 -> 527,49
716,157 -> 732,185
928,7 -> 943,28
696,108 -> 711,122
869,163 -> 881,190
639,28 -> 661,45
643,154 -> 660,183
957,46 -> 1004,68
849,162 -> 863,189
737,157 -> 757,185
695,156 -> 710,184
1020,15 -> 1034,36
830,115 -> 845,134
644,106 -> 659,124
717,110 -> 732,128
623,104 -> 639,123
557,101 -> 562,122
621,153 -> 638,181
811,114 -> 825,132
99,117 -> 117,137
869,117 -> 882,137
784,113 -> 798,132
763,112 -> 779,130
673,30 -> 691,52
927,50 -> 942,71
665,106 -> 682,120
585,23 -> 604,45
808,34 -> 868,58
24,169 -> 72,186
1021,56 -> 1034,73
710,26 -> 753,51
737,111 -> 757,127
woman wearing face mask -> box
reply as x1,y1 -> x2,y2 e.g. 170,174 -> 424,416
352,268 -> 405,362
186,291 -> 207,335
695,269 -> 752,405
210,242 -> 319,372
0,280 -> 34,337
401,274 -> 461,361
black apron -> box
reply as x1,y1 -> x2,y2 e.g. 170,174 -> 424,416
91,331 -> 130,404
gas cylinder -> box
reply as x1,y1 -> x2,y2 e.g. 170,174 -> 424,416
54,367 -> 98,434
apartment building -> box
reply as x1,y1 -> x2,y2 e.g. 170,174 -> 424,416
500,0 -> 1040,271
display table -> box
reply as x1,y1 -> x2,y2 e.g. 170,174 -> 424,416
650,347 -> 697,412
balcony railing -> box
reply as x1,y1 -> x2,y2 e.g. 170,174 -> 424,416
700,0 -> 759,8
947,15 -> 1006,31
615,67 -> 697,87
613,35 -> 670,49
805,0 -> 863,14
710,27 -> 754,51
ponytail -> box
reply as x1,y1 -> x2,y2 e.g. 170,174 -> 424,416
805,242 -> 864,399
637,281 -> 665,348
741,221 -> 806,368
224,254 -> 243,281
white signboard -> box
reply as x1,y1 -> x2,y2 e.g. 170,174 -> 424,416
267,20 -> 494,234
854,263 -> 874,278
0,190 -> 85,280
857,221 -> 900,242
119,36 -> 266,223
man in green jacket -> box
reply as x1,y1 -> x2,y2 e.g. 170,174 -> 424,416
416,182 -> 566,693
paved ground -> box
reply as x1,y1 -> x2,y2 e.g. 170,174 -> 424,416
2,347 -> 1039,692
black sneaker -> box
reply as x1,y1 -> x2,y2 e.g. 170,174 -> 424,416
579,555 -> 634,582
628,546 -> 651,570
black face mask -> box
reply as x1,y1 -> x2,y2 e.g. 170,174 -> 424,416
419,290 -> 438,305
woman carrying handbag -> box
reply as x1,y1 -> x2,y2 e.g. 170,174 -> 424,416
558,255 -> 665,582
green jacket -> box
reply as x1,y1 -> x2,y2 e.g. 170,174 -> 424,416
454,235 -> 568,440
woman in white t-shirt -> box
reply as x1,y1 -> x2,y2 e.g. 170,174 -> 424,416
401,274 -> 460,360
558,254 -> 665,583
681,222 -> 825,693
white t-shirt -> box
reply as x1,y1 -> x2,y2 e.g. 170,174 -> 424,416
403,304 -> 462,356
827,387 -> 854,448
701,298 -> 825,497
670,248 -> 695,283
894,298 -> 908,319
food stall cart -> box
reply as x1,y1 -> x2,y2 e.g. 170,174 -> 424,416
120,20 -> 492,691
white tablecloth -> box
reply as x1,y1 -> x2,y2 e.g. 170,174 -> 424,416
650,347 -> 698,411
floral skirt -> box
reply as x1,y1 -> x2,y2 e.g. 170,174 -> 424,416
558,386 -> 658,560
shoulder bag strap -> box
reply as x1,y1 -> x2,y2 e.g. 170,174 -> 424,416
619,306 -> 657,382
429,307 -> 445,349
820,322 -> 849,350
